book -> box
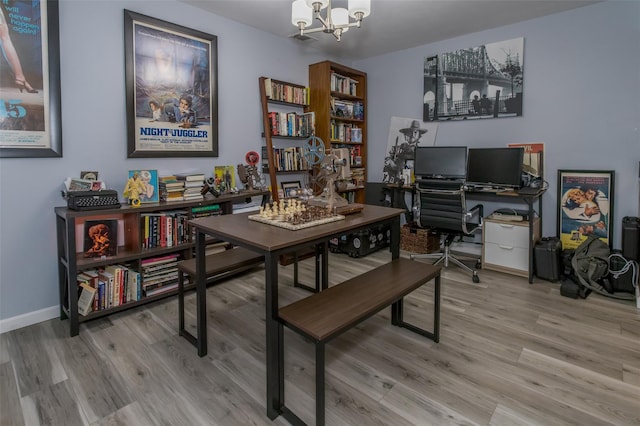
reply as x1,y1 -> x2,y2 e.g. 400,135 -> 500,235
78,282 -> 97,316
176,173 -> 205,182
83,219 -> 118,258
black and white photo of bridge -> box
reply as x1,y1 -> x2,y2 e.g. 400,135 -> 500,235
424,37 -> 524,121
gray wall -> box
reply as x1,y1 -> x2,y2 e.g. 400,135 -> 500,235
1,0 -> 638,328
0,0 -> 328,327
355,1 -> 639,243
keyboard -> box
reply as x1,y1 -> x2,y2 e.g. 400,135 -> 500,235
66,190 -> 121,211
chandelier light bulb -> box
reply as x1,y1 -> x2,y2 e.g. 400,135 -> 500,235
332,8 -> 349,32
348,0 -> 371,19
305,0 -> 329,11
292,0 -> 313,27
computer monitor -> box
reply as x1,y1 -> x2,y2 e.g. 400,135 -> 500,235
413,146 -> 468,180
467,147 -> 524,189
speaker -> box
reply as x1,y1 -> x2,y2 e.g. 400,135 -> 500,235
621,216 -> 640,261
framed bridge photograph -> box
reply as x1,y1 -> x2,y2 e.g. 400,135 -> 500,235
423,37 -> 524,122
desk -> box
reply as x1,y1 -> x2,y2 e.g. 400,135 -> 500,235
396,183 -> 545,283
466,188 -> 546,283
188,205 -> 404,420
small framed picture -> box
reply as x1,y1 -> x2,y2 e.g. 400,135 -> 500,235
281,180 -> 301,198
80,171 -> 99,180
83,219 -> 118,258
557,170 -> 614,249
127,170 -> 159,203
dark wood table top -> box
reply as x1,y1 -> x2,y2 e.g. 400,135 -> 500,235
189,204 -> 405,252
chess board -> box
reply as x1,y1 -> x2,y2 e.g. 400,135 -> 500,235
248,214 -> 345,230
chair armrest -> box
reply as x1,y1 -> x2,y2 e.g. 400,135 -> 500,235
469,203 -> 484,218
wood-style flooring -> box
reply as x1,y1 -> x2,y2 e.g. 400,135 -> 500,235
1,250 -> 639,425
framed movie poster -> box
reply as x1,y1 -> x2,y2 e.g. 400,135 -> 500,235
557,170 -> 614,249
124,10 -> 218,157
0,0 -> 62,157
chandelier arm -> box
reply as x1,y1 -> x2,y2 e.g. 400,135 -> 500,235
302,26 -> 326,35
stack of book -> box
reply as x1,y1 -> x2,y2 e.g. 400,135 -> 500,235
176,173 -> 205,201
159,175 -> 185,202
141,254 -> 180,297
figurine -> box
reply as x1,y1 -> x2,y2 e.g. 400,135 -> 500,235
123,172 -> 147,206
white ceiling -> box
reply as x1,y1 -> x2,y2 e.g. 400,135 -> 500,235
179,0 -> 599,60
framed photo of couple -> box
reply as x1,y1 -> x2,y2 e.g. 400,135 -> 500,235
557,170 -> 614,249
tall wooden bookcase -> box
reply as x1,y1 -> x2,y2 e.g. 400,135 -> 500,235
259,76 -> 312,203
308,60 -> 367,203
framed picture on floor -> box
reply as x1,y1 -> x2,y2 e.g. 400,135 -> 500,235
557,170 -> 614,249
124,10 -> 218,157
0,0 -> 62,157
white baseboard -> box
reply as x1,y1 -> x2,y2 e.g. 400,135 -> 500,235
0,306 -> 59,335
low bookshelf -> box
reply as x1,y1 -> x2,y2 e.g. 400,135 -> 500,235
55,189 -> 269,336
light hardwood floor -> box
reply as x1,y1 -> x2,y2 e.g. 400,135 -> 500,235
1,250 -> 639,425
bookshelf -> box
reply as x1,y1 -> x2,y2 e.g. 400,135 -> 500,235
308,61 -> 368,203
55,189 -> 269,336
259,76 -> 312,203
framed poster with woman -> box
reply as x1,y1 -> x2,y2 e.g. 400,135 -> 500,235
0,0 -> 62,157
557,170 -> 614,249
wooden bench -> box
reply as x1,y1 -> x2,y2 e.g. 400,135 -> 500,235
178,247 -> 264,348
278,258 -> 441,426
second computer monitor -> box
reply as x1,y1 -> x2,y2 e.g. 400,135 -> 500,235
467,147 -> 524,189
414,146 -> 468,180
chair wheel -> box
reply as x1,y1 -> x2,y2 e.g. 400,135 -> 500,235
475,261 -> 482,269
472,274 -> 480,283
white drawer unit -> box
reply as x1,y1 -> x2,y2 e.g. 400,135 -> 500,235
482,217 -> 540,277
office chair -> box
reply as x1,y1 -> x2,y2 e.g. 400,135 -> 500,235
409,180 -> 483,283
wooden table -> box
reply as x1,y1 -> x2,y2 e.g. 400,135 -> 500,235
188,204 -> 405,420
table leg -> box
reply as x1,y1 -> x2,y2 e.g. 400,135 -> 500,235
391,216 -> 400,260
321,241 -> 329,290
265,252 -> 282,419
196,230 -> 208,357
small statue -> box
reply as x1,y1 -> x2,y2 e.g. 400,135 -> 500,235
237,163 -> 262,191
123,172 -> 147,206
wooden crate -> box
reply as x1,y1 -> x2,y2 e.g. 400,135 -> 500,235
400,224 -> 440,254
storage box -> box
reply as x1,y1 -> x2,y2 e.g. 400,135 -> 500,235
329,225 -> 390,258
534,237 -> 562,282
400,224 -> 440,254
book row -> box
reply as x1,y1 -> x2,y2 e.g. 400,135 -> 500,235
331,98 -> 364,121
77,264 -> 142,315
264,78 -> 309,105
330,121 -> 363,143
262,146 -> 310,173
268,111 -> 314,138
330,71 -> 358,96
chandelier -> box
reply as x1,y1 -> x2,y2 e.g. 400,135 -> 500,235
291,0 -> 371,42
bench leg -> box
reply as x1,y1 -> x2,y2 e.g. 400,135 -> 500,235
316,341 -> 325,426
391,274 -> 441,343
